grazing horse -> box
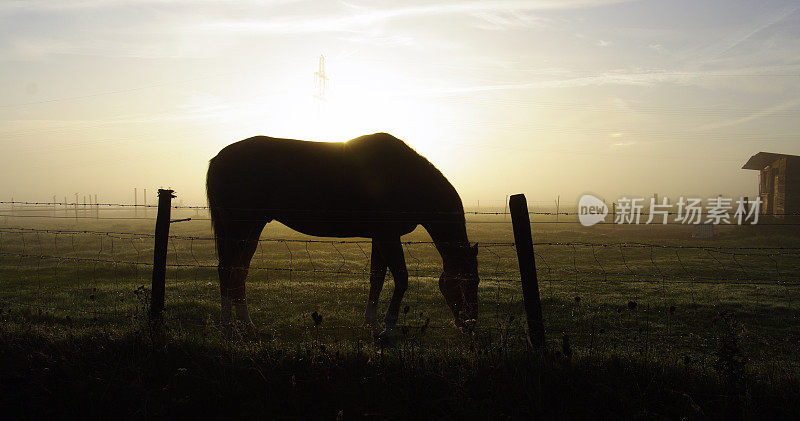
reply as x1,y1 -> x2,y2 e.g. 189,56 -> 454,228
206,132 -> 479,341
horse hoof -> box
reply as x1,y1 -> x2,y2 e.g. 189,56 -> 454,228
240,323 -> 262,342
224,325 -> 242,341
376,329 -> 397,347
224,323 -> 261,342
461,319 -> 477,333
365,321 -> 381,336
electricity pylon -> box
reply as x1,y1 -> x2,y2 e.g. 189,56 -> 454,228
314,54 -> 328,101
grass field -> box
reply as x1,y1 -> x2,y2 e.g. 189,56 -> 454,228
1,207 -> 799,419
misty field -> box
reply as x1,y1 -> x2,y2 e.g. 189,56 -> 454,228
1,210 -> 799,419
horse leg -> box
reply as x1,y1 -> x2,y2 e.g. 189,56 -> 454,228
365,239 -> 388,333
375,239 -> 407,344
218,219 -> 267,338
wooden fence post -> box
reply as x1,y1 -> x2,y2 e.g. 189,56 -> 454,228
555,195 -> 560,222
509,193 -> 546,349
612,202 -> 616,223
150,189 -> 175,324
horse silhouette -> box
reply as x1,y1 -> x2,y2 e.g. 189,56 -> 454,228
206,132 -> 479,342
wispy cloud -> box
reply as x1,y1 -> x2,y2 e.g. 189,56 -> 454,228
393,66 -> 800,97
195,0 -> 637,34
575,32 -> 613,49
470,10 -> 548,31
710,5 -> 800,60
338,33 -> 415,47
0,0 -> 301,12
693,97 -> 800,132
0,0 -> 636,59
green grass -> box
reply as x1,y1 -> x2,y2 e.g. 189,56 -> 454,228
0,211 -> 799,419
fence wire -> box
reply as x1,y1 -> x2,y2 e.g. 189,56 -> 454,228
3,200 -> 800,227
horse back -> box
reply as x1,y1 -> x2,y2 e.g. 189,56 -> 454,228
207,133 -> 457,237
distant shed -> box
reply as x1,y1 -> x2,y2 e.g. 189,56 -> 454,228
742,152 -> 800,217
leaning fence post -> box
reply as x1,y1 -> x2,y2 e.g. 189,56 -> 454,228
509,193 -> 546,349
150,189 -> 175,325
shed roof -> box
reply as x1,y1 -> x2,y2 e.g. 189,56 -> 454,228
742,152 -> 800,170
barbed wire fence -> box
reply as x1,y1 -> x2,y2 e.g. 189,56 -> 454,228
0,196 -> 798,365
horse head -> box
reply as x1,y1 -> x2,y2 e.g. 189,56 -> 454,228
439,242 -> 479,332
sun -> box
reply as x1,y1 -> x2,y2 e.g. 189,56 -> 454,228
269,60 -> 447,149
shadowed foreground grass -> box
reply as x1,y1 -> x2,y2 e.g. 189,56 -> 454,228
0,304 -> 798,420
0,328 -> 796,420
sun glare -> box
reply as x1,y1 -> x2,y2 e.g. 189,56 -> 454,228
231,59 -> 456,168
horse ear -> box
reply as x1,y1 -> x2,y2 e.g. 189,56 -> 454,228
471,242 -> 478,256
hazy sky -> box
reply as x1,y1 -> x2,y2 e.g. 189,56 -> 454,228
1,0 -> 799,207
